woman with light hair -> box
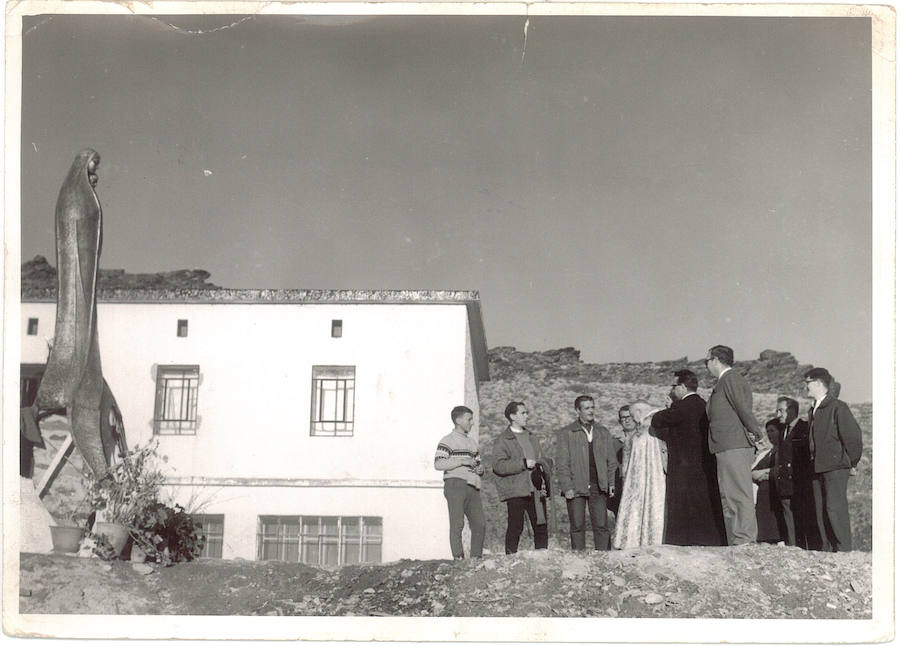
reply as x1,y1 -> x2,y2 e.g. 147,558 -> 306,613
612,400 -> 667,549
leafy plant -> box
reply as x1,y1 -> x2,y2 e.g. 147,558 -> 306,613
50,494 -> 88,527
86,441 -> 166,526
129,502 -> 206,566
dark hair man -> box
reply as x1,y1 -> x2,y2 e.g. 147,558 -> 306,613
491,401 -> 550,553
434,405 -> 485,559
704,345 -> 764,545
773,396 -> 816,548
650,369 -> 725,546
804,368 -> 863,552
555,395 -> 618,550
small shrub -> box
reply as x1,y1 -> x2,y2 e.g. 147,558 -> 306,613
130,502 -> 206,566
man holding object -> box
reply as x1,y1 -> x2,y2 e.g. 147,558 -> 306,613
705,345 -> 764,545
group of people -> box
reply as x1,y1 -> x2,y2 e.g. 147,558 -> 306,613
434,344 -> 863,559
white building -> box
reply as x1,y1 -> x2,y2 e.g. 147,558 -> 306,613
20,287 -> 489,563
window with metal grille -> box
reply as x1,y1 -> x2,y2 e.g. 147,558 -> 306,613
193,514 -> 224,558
27,318 -> 39,335
310,366 -> 355,436
153,365 -> 200,435
177,319 -> 189,337
258,516 -> 382,565
331,319 -> 342,338
257,516 -> 300,562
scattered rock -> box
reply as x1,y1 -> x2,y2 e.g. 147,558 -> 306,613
643,593 -> 664,605
131,563 -> 154,575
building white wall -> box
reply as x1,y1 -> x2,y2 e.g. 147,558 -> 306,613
20,300 -> 479,561
163,483 -> 448,561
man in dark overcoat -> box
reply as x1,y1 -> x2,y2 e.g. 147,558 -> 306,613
804,368 -> 863,552
651,369 -> 726,546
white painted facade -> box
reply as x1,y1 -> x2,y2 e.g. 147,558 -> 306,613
20,290 -> 489,562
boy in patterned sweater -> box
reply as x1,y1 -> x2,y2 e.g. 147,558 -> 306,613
434,406 -> 486,559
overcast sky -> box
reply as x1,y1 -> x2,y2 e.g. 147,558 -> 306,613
19,14 -> 872,401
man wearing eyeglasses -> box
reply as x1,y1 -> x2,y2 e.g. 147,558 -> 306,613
609,405 -> 635,515
650,369 -> 726,546
804,368 -> 862,552
704,345 -> 764,546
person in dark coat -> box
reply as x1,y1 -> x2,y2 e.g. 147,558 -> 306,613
751,420 -> 785,543
491,401 -> 551,554
804,368 -> 863,552
650,369 -> 726,546
774,396 -> 816,548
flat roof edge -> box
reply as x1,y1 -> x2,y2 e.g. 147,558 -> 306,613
21,287 -> 482,305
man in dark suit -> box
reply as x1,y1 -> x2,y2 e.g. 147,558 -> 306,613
705,345 -> 764,545
651,369 -> 726,546
773,396 -> 815,548
804,368 -> 863,552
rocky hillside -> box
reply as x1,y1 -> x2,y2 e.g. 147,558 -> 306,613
488,346 -> 815,399
21,255 -> 220,295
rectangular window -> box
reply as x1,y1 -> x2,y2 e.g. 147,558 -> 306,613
259,516 -> 382,565
153,365 -> 200,435
310,366 -> 355,436
27,318 -> 39,335
20,365 -> 44,408
177,319 -> 189,337
194,514 -> 224,558
257,516 -> 300,562
331,319 -> 342,338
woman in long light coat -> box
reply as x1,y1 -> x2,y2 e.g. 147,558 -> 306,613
612,400 -> 667,549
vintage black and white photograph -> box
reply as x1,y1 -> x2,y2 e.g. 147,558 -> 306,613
2,2 -> 894,642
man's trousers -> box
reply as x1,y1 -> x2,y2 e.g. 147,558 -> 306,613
505,495 -> 548,554
443,479 -> 485,559
778,496 -> 796,546
811,468 -> 852,552
715,447 -> 757,545
565,489 -> 610,550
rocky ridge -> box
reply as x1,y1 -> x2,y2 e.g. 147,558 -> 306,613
21,255 -> 220,294
488,346 -> 814,399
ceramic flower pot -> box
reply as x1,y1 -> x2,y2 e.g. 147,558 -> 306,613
93,521 -> 130,556
130,543 -> 147,563
49,525 -> 85,553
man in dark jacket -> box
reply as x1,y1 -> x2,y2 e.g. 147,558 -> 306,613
554,395 -> 618,550
651,370 -> 725,546
705,345 -> 764,545
774,396 -> 815,548
491,401 -> 550,554
804,368 -> 863,552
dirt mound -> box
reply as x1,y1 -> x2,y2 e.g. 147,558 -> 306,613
18,545 -> 871,619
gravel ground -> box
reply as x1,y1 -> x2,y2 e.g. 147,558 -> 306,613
18,543 -> 871,619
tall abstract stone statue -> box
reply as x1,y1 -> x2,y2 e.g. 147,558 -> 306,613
34,148 -> 125,478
